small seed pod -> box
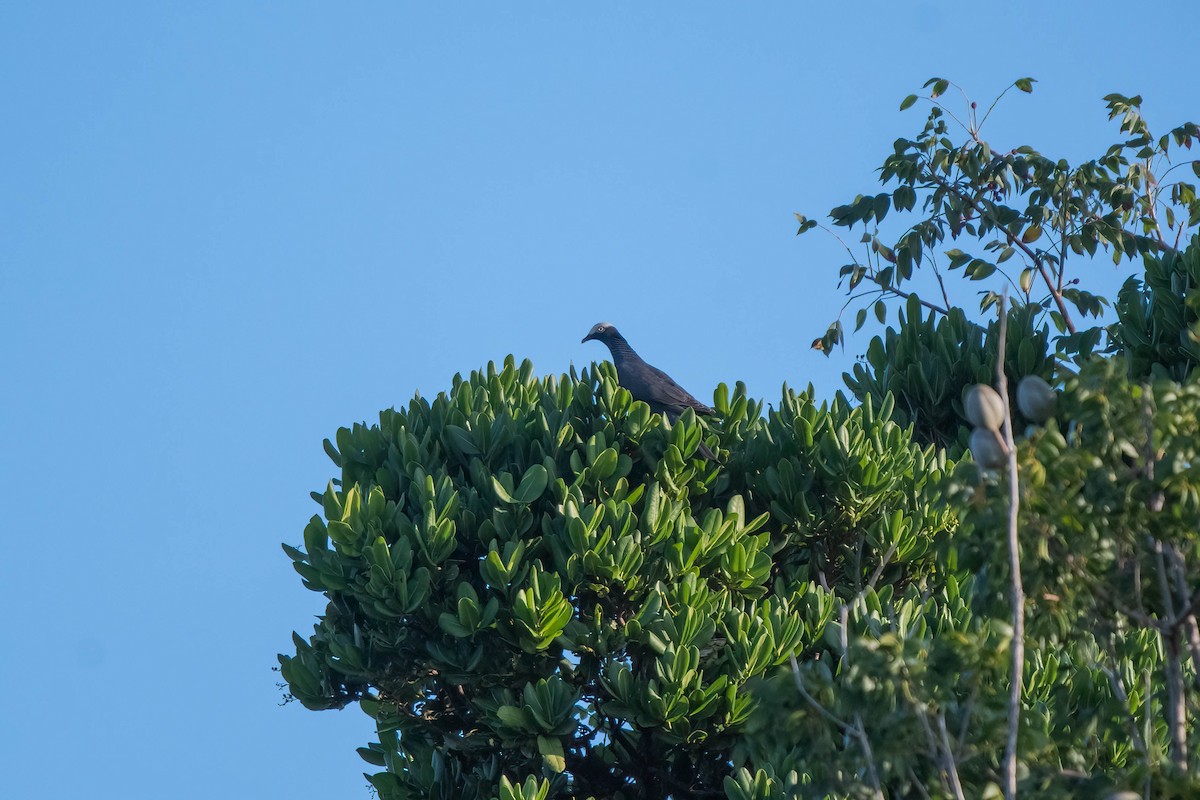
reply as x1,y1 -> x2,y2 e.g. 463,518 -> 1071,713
1017,375 -> 1057,423
969,428 -> 1007,470
965,384 -> 1006,431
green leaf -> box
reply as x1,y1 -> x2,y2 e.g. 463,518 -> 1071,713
322,438 -> 342,467
327,520 -> 357,545
873,193 -> 890,223
537,735 -> 566,774
496,705 -> 531,731
356,746 -> 386,767
438,613 -> 472,638
794,213 -> 817,235
491,476 -> 515,503
589,447 -> 619,480
1015,76 -> 1036,93
512,464 -> 549,503
900,94 -> 918,111
444,424 -> 480,456
966,259 -> 996,280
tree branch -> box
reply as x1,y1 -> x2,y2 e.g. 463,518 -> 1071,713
936,712 -> 967,800
997,293 -> 1025,800
930,172 -> 1077,334
1153,538 -> 1189,770
789,657 -> 884,799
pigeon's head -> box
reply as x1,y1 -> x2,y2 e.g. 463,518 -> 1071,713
581,321 -> 621,344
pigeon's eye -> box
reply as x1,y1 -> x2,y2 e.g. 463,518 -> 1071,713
597,326 -> 606,333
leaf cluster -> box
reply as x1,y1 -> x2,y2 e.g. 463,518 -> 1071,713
844,294 -> 1053,451
803,80 -> 1199,364
1111,239 -> 1200,381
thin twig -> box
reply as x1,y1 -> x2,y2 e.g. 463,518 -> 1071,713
866,541 -> 900,591
926,96 -> 972,137
936,712 -> 967,800
976,81 -> 1021,132
956,687 -> 978,753
789,655 -> 853,731
875,278 -> 952,317
1058,177 -> 1070,293
1100,662 -> 1148,755
1143,161 -> 1169,249
929,172 -> 1077,334
931,256 -> 954,312
790,623 -> 885,800
908,768 -> 933,800
853,712 -> 887,800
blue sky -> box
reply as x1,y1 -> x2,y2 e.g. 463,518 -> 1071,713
2,3 -> 1196,797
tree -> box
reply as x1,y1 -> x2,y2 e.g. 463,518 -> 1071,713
280,360 -> 952,799
762,80 -> 1200,798
280,81 -> 1200,799
805,79 -> 1200,448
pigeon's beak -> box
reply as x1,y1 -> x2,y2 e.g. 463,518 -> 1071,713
581,333 -> 594,343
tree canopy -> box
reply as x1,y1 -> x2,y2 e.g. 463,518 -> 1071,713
280,80 -> 1200,799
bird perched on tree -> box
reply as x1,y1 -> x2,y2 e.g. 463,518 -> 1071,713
581,322 -> 717,460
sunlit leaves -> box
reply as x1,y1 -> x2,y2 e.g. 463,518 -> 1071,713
805,77 -> 1199,371
280,355 -> 951,799
924,76 -> 950,99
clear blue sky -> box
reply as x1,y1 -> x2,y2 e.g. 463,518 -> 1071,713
2,3 -> 1195,797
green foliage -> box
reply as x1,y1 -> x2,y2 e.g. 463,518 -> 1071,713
844,294 -> 1054,450
735,358 -> 1200,799
279,358 -> 953,799
280,78 -> 1200,800
1111,237 -> 1200,381
744,78 -> 1200,800
803,80 -> 1199,367
741,579 -> 1018,798
941,359 -> 1200,795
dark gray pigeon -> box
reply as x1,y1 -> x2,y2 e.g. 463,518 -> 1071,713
582,322 -> 717,460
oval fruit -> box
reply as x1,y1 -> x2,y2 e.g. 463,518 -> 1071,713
1017,375 -> 1057,423
965,384 -> 1006,431
970,428 -> 1008,470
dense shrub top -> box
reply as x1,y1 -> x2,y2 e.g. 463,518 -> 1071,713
280,357 -> 952,799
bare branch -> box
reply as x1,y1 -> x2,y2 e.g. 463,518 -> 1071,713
853,713 -> 886,800
788,655 -> 852,732
1153,538 -> 1189,770
788,655 -> 885,799
997,292 -> 1026,800
929,172 -> 1077,334
875,278 -> 952,318
936,712 -> 967,800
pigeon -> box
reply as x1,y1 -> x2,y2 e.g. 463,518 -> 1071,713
582,322 -> 717,460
